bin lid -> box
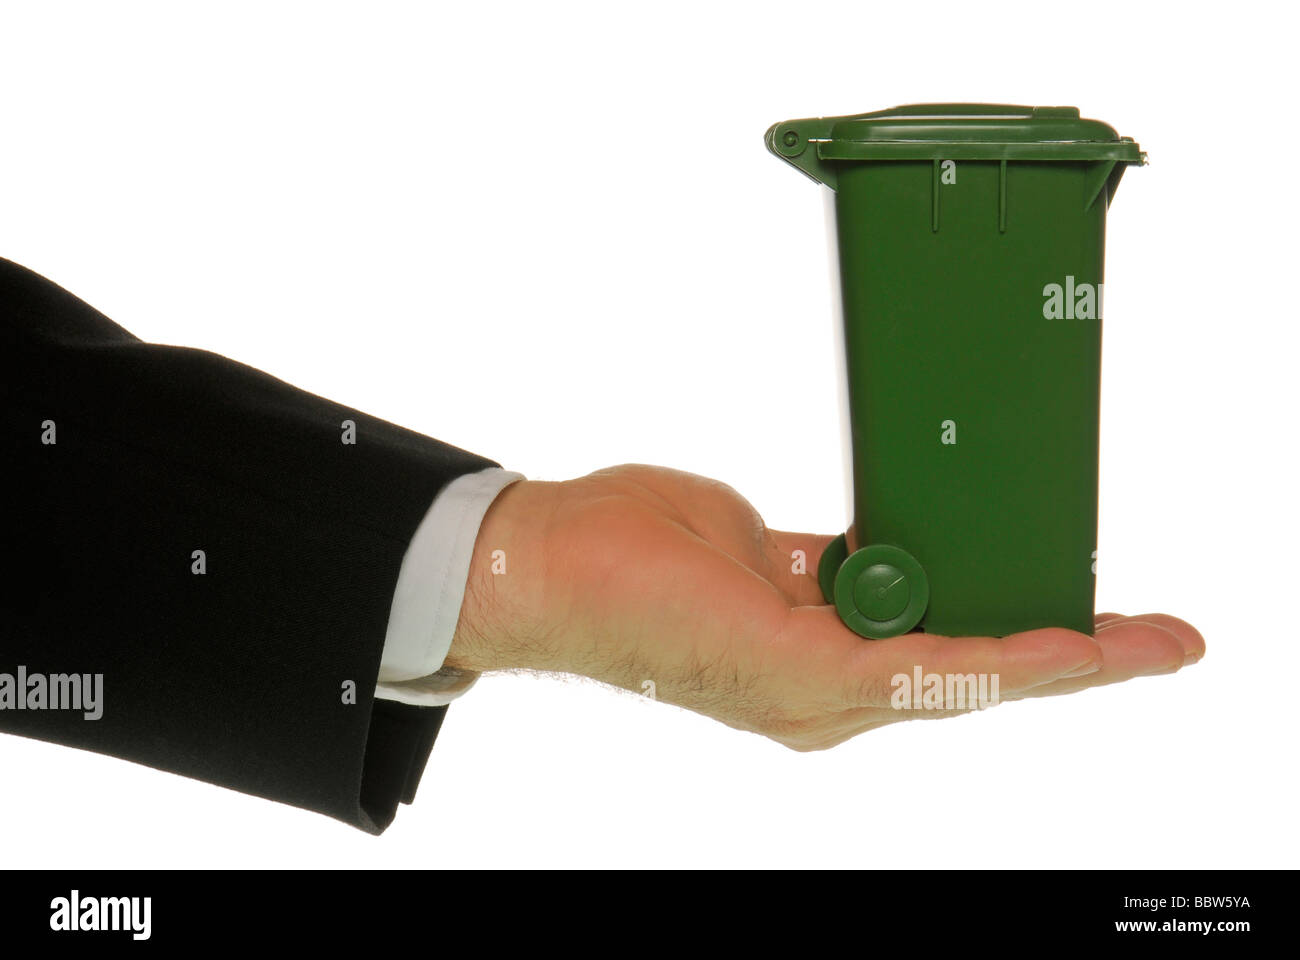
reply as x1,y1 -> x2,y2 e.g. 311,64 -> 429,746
768,103 -> 1144,188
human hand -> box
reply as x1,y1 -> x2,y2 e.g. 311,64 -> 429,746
447,464 -> 1203,749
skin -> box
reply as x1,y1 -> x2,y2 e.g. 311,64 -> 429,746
446,464 -> 1204,751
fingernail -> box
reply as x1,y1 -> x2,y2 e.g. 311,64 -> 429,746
1142,663 -> 1182,676
1183,651 -> 1202,666
1059,659 -> 1102,679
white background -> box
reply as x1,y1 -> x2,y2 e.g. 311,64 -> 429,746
2,0 -> 1295,868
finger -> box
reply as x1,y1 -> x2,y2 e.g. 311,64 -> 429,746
1111,612 -> 1205,664
777,607 -> 1103,708
765,529 -> 839,606
850,626 -> 1105,705
1095,611 -> 1126,627
1005,618 -> 1188,700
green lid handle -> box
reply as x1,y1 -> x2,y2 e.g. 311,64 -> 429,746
866,103 -> 1047,117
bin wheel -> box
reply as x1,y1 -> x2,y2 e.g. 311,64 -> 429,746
832,543 -> 929,640
817,533 -> 849,605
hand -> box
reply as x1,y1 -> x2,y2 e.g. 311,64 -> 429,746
447,464 -> 1204,750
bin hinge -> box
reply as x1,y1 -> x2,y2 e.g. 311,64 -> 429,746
765,118 -> 838,189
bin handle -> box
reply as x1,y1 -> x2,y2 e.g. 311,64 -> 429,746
766,117 -> 839,189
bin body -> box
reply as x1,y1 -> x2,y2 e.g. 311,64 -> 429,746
767,104 -> 1144,639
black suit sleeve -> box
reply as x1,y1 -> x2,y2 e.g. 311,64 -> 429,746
0,256 -> 497,833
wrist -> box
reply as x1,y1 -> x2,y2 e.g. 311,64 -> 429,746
446,478 -> 561,674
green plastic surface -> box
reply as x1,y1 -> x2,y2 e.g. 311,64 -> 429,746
817,533 -> 849,605
773,104 -> 1143,639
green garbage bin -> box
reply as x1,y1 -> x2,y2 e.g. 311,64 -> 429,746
766,104 -> 1145,640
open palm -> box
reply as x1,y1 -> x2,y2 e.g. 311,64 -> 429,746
452,464 -> 1203,750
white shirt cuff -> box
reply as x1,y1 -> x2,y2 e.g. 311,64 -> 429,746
374,466 -> 524,707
